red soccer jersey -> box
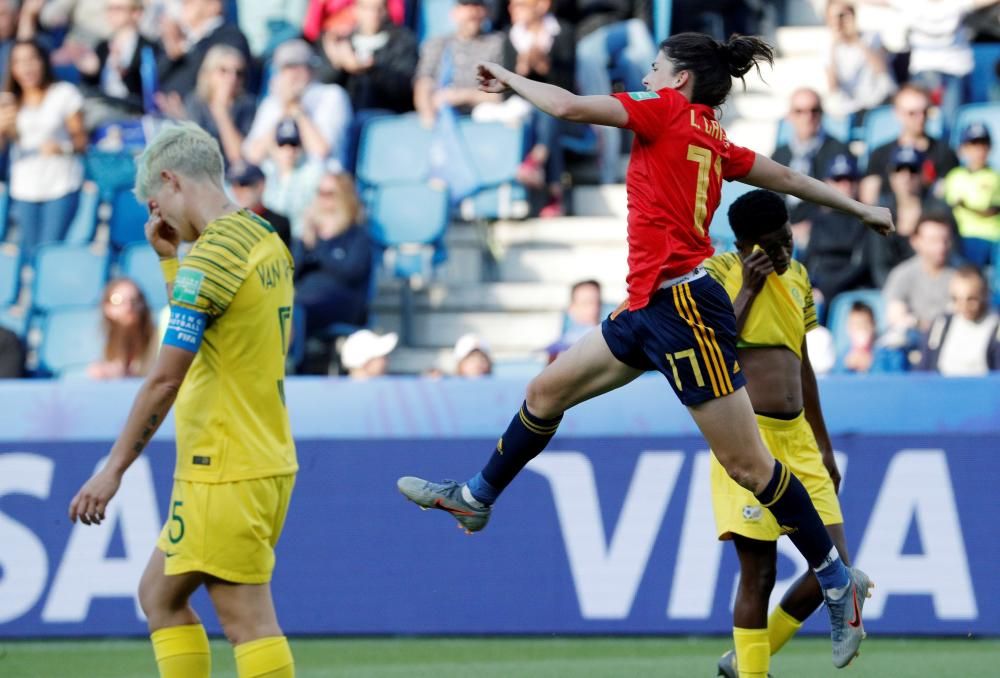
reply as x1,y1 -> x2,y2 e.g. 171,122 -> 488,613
612,88 -> 757,310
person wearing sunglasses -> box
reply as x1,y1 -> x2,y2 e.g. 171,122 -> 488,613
919,265 -> 1000,375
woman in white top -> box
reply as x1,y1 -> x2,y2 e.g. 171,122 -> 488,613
0,39 -> 87,258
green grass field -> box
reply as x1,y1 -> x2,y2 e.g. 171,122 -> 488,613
1,637 -> 996,677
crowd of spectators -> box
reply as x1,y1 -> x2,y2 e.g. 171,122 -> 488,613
0,0 -> 999,380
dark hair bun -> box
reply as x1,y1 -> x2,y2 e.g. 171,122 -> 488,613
723,34 -> 774,79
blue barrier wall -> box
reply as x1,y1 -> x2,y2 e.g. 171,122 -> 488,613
0,376 -> 998,637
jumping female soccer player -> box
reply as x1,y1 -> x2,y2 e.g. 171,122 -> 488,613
398,33 -> 891,668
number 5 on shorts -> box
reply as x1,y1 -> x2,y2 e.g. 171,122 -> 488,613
664,348 -> 705,391
168,500 -> 185,544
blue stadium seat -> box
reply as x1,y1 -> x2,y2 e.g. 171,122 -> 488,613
970,43 -> 1000,104
37,306 -> 103,377
368,183 -> 450,257
0,182 -> 9,242
709,181 -> 756,250
775,114 -> 852,147
457,119 -> 528,220
950,103 -> 1000,168
109,189 -> 149,250
826,289 -> 886,357
32,244 -> 108,313
120,243 -> 168,310
356,114 -> 433,186
0,246 -> 18,307
63,182 -> 100,245
418,0 -> 455,43
993,241 -> 1000,306
84,150 -> 137,200
860,105 -> 944,169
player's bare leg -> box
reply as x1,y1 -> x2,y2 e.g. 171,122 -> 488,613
398,327 -> 643,531
138,549 -> 210,678
206,579 -> 294,677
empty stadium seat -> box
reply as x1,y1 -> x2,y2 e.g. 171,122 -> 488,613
970,43 -> 1000,104
860,105 -> 944,169
109,189 -> 149,250
0,182 -> 9,242
37,306 -> 103,377
775,114 -> 852,147
950,103 -> 1000,168
120,243 -> 168,310
32,244 -> 108,313
457,119 -> 529,220
993,241 -> 1000,306
826,289 -> 886,357
0,246 -> 18,307
84,150 -> 137,200
63,182 -> 101,245
0,305 -> 27,337
356,114 -> 433,186
417,0 -> 455,43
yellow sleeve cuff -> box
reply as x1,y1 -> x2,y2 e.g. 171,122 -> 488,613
159,257 -> 179,285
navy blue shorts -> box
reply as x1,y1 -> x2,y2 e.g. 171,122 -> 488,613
602,272 -> 746,406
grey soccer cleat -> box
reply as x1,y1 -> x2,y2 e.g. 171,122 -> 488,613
717,649 -> 773,678
826,567 -> 874,668
397,477 -> 491,533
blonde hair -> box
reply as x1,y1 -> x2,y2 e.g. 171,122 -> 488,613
196,44 -> 244,103
134,122 -> 224,202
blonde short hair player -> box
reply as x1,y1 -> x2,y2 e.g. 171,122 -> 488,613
69,122 -> 297,678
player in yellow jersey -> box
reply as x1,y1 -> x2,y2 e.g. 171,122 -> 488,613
704,190 -> 856,678
68,122 -> 297,678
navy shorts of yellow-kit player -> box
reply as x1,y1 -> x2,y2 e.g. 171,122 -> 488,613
602,268 -> 746,406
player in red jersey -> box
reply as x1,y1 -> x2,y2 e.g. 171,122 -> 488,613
398,33 -> 891,668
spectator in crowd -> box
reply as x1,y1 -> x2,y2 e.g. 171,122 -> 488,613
859,84 -> 959,205
823,1 -> 896,117
156,0 -> 251,96
317,0 -> 417,114
87,278 -> 158,380
944,122 -> 1000,262
861,0 -> 1000,133
883,211 -> 957,338
237,0 -> 310,57
303,0 -> 405,43
341,328 -> 396,379
546,278 -> 601,361
261,116 -> 326,237
0,40 -> 87,258
77,0 -> 154,129
244,38 -> 352,166
772,88 -> 851,229
0,325 -> 24,378
837,301 -> 906,373
803,154 -> 873,304
500,0 -> 575,217
920,266 -> 1000,375
413,0 -> 506,128
454,333 -> 493,378
158,44 -> 256,166
870,145 -> 953,285
567,0 -> 655,184
226,162 -> 292,250
32,0 -> 112,48
293,171 -> 373,335
0,0 -> 19,87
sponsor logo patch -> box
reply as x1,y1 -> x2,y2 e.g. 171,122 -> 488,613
172,268 -> 204,305
742,505 -> 763,521
627,91 -> 660,101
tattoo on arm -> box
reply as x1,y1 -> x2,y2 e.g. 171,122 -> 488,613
132,413 -> 162,456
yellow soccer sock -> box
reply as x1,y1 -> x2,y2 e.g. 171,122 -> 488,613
150,623 -> 210,678
733,627 -> 770,678
768,605 -> 804,655
235,635 -> 295,678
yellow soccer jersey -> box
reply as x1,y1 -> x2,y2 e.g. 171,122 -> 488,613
704,252 -> 817,358
166,209 -> 297,483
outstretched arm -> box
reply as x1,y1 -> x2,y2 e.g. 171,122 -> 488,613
742,153 -> 895,236
476,61 -> 628,128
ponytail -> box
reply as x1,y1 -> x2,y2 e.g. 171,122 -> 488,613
660,32 -> 774,108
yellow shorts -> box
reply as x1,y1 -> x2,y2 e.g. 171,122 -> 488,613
710,411 -> 842,541
156,474 -> 295,584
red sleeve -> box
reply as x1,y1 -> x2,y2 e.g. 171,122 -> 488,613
723,142 -> 757,181
303,0 -> 325,42
611,89 -> 680,141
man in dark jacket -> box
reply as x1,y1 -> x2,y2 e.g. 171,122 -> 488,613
316,0 -> 418,113
803,153 -> 873,304
157,0 -> 251,95
772,88 -> 851,227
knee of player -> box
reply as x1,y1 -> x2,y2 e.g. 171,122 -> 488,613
725,461 -> 759,492
524,378 -> 563,420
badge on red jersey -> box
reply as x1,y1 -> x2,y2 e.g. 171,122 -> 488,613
628,91 -> 660,101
